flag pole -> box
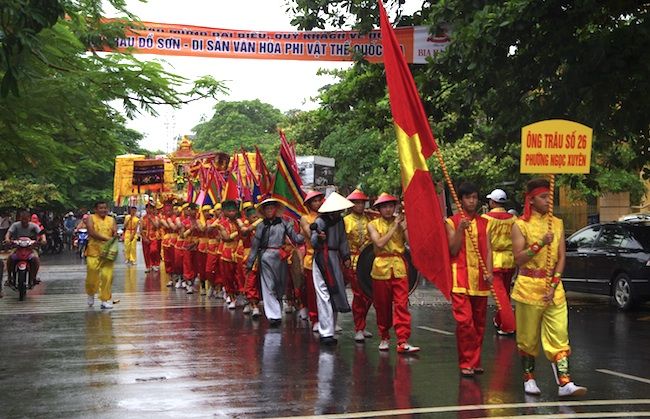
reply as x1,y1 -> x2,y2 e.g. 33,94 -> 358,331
434,149 -> 502,310
544,174 -> 556,295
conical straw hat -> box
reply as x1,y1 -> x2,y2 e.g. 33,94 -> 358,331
318,192 -> 354,213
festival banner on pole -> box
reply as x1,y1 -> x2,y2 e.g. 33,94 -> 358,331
520,119 -> 593,174
103,19 -> 450,64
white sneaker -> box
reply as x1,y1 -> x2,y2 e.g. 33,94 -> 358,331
354,330 -> 365,342
558,382 -> 587,397
175,280 -> 183,289
226,295 -> 232,304
524,379 -> 542,395
144,268 -> 151,273
243,304 -> 251,314
87,295 -> 95,307
312,322 -> 319,333
252,307 -> 261,318
363,330 -> 373,338
153,266 -> 160,272
100,301 -> 113,310
186,283 -> 194,294
335,324 -> 343,333
284,305 -> 295,314
298,307 -> 308,320
228,301 -> 236,310
166,280 -> 174,288
378,340 -> 390,351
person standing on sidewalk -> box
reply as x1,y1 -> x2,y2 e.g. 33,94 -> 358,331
343,189 -> 374,343
482,189 -> 517,336
511,178 -> 587,397
85,201 -> 117,309
123,206 -> 139,266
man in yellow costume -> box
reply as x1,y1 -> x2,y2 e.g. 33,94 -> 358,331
123,206 -> 140,265
86,201 -> 117,309
511,178 -> 587,397
343,189 -> 374,343
367,193 -> 419,354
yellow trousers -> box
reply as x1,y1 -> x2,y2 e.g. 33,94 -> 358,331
124,232 -> 137,263
515,300 -> 571,361
86,256 -> 115,302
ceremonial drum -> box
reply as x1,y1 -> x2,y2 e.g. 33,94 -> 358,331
356,243 -> 419,298
289,247 -> 305,288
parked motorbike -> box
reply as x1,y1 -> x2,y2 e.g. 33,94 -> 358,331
7,237 -> 37,301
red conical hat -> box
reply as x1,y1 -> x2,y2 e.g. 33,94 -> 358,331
373,192 -> 398,207
346,189 -> 369,201
303,190 -> 325,204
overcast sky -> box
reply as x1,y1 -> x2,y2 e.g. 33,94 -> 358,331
108,0 -> 421,151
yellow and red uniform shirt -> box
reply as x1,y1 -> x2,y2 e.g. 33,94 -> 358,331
182,217 -> 200,249
482,208 -> 516,271
124,215 -> 139,238
162,215 -> 178,248
141,215 -> 158,241
197,219 -> 209,253
344,212 -> 371,269
219,218 -> 239,262
446,213 -> 491,296
302,212 -> 318,270
368,217 -> 407,280
511,211 -> 565,306
207,218 -> 221,255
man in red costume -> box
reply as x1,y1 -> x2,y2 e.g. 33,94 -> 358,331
446,182 -> 493,377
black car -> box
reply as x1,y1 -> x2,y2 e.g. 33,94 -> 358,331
563,221 -> 650,310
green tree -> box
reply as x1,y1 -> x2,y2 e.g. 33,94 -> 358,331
286,0 -> 649,202
192,99 -> 286,157
0,2 -> 227,210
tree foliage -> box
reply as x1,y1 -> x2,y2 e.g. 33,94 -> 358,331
0,1 -> 227,210
192,99 -> 286,157
0,179 -> 63,210
285,0 -> 648,203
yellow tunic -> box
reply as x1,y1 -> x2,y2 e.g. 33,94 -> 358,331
86,215 -> 115,257
85,214 -> 116,302
302,212 -> 318,270
344,212 -> 371,269
511,211 -> 566,306
368,218 -> 407,280
482,208 -> 516,270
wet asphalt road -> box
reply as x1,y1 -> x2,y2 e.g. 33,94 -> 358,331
0,246 -> 649,418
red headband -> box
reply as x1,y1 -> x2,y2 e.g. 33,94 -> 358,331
521,187 -> 550,221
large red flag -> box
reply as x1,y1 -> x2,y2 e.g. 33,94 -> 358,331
378,1 -> 452,299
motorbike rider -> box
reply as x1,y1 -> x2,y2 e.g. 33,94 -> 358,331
63,212 -> 77,250
4,210 -> 47,287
